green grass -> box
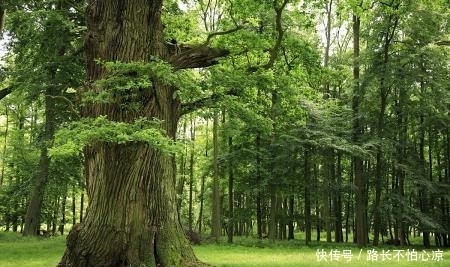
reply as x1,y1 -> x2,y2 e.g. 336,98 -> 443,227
0,232 -> 449,267
0,232 -> 65,267
194,244 -> 449,267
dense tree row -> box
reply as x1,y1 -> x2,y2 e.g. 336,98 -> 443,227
0,0 -> 449,266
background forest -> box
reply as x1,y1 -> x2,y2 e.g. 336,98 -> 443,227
0,0 -> 450,250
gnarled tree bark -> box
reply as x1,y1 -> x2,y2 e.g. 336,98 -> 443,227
57,1 -> 228,267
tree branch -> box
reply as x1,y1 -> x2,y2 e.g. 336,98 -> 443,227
0,87 -> 11,101
436,40 -> 450,46
204,25 -> 245,45
167,44 -> 230,70
263,0 -> 289,69
245,0 -> 289,72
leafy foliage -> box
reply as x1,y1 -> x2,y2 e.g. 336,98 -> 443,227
51,116 -> 180,157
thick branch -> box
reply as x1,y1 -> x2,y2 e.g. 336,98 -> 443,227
167,44 -> 230,70
0,87 -> 11,101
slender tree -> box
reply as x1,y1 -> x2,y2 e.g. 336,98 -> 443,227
352,9 -> 368,247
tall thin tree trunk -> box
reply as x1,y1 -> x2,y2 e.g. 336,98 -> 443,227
197,172 -> 206,234
0,105 -> 8,187
24,0 -> 72,235
314,163 -> 321,242
227,135 -> 234,243
373,6 -> 398,246
6,115 -> 25,232
23,84 -> 56,236
417,80 -> 430,248
256,132 -> 263,239
52,196 -> 59,235
269,186 -> 277,241
79,192 -> 84,223
59,193 -> 67,235
72,188 -> 76,226
345,156 -> 354,243
323,0 -> 333,98
188,116 -> 195,230
334,152 -> 343,242
288,196 -> 294,240
211,110 -> 221,242
198,119 -> 208,234
268,87 -> 280,241
325,153 -> 334,243
352,11 -> 367,247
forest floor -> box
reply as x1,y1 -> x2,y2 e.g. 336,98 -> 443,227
0,231 -> 449,267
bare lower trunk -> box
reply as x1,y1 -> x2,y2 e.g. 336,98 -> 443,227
58,144 -> 204,267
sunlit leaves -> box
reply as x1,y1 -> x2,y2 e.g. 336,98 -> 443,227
50,116 -> 181,157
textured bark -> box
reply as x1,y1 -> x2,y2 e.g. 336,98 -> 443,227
58,1 -> 226,266
352,12 -> 368,247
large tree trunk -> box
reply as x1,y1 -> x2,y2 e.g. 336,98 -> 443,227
57,1 -> 226,266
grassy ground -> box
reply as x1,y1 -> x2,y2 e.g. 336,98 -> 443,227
0,232 -> 449,267
0,232 -> 66,267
